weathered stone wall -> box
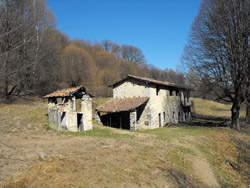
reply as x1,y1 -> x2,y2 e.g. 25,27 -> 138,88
113,80 -> 151,99
48,98 -> 57,113
47,94 -> 93,132
81,95 -> 93,131
67,111 -> 77,132
48,108 -> 58,130
113,79 -> 190,129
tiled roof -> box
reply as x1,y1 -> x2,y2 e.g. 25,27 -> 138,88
96,97 -> 149,113
44,86 -> 85,98
110,74 -> 189,90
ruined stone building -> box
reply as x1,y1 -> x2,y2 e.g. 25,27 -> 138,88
44,86 -> 92,132
96,75 -> 191,130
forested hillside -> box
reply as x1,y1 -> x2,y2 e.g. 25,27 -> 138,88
0,0 -> 184,98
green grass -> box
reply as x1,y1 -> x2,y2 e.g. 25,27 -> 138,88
193,142 -> 234,188
178,147 -> 196,156
140,126 -> 212,141
168,148 -> 193,172
191,97 -> 245,117
92,97 -> 112,114
2,97 -> 250,187
60,126 -> 133,139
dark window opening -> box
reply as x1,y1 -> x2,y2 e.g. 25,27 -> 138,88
170,88 -> 173,96
61,112 -> 66,122
163,112 -> 166,122
187,93 -> 190,102
156,86 -> 160,96
158,113 -> 161,127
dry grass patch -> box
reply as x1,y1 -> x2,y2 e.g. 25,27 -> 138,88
191,97 -> 245,118
1,97 -> 250,188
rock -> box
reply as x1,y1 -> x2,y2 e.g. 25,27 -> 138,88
39,152 -> 46,160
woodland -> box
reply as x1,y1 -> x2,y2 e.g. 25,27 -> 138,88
0,0 -> 184,98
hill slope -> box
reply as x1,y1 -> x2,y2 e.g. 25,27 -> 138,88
0,98 -> 249,188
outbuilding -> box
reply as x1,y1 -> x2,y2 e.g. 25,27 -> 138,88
44,86 -> 92,132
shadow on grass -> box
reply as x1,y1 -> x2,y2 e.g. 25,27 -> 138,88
188,113 -> 231,128
166,169 -> 207,188
188,114 -> 250,135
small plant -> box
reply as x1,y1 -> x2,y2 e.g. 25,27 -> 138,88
43,123 -> 50,130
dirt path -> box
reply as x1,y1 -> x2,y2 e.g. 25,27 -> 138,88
192,156 -> 219,188
170,138 -> 220,188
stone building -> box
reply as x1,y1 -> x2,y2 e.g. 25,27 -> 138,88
96,75 -> 191,130
44,86 -> 92,132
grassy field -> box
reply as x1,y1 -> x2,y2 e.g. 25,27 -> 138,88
191,97 -> 246,118
0,97 -> 249,188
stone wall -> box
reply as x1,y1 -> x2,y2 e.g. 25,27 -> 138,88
113,80 -> 151,99
66,111 -> 77,132
113,79 -> 190,129
81,95 -> 93,131
48,108 -> 58,130
47,94 -> 93,132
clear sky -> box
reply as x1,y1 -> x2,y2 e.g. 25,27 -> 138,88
47,0 -> 201,71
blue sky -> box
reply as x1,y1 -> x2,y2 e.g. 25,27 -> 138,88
47,0 -> 201,70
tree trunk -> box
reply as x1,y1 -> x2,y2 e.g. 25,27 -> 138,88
4,77 -> 9,99
231,99 -> 241,130
246,98 -> 250,124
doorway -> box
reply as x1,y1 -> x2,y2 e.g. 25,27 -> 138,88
77,113 -> 83,131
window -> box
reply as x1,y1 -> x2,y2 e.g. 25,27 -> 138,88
156,86 -> 160,95
176,90 -> 179,96
163,112 -> 166,122
158,113 -> 161,127
170,88 -> 173,96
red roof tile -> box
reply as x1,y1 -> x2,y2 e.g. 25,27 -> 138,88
44,86 -> 85,98
96,97 -> 149,113
110,74 -> 189,90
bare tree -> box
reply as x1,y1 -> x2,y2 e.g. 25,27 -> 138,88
181,0 -> 250,129
61,43 -> 96,87
0,0 -> 56,97
101,40 -> 121,57
246,97 -> 250,124
101,39 -> 113,52
121,45 -> 145,65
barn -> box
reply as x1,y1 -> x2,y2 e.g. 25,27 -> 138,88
95,75 -> 191,130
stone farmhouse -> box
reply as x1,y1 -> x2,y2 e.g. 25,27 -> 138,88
96,75 -> 191,130
44,86 -> 92,132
